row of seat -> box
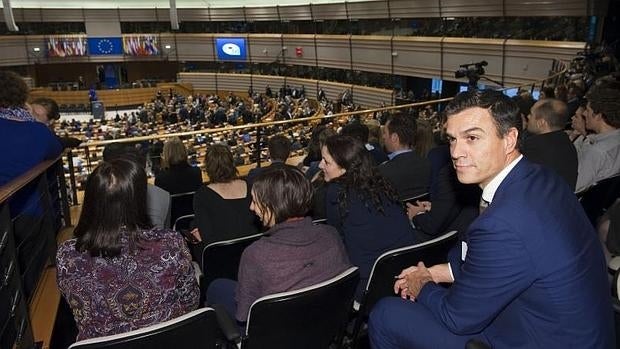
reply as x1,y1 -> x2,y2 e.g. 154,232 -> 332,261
68,230 -> 459,349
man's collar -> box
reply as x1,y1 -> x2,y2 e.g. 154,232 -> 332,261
481,154 -> 523,203
588,128 -> 620,143
387,149 -> 412,160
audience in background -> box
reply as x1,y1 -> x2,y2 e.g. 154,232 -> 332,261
340,121 -> 388,165
155,137 -> 203,194
321,135 -> 415,297
191,144 -> 259,245
207,166 -> 351,323
574,79 -> 620,192
379,113 -> 431,200
103,144 -> 171,229
246,134 -> 297,185
521,98 -> 578,190
56,158 -> 199,340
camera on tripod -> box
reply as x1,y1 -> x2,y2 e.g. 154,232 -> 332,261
455,61 -> 488,88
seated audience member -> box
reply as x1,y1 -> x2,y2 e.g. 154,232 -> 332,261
103,144 -> 171,229
155,137 -> 203,194
369,89 -> 613,349
407,163 -> 480,242
413,120 -> 436,159
340,121 -> 388,164
320,135 -> 416,297
246,134 -> 297,185
207,166 -> 351,323
0,71 -> 62,187
29,97 -> 82,149
302,125 -> 335,180
574,79 -> 620,192
191,144 -> 259,245
379,113 -> 431,200
598,198 -> 620,263
56,158 -> 199,341
521,98 -> 578,190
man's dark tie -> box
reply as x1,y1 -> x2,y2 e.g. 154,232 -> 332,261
479,198 -> 490,214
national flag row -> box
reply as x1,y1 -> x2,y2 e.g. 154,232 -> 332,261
46,36 -> 161,57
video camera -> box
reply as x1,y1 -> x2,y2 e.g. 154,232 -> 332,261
455,61 -> 489,88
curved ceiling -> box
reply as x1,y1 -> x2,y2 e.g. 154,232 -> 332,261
3,0 -> 369,9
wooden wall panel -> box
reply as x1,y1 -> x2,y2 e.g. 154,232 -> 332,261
217,73 -> 252,92
440,0 -> 503,17
389,0 -> 441,19
351,85 -> 394,107
351,36 -> 392,75
315,35 -> 351,71
505,0 -> 587,16
248,34 -> 282,64
310,3 -> 348,20
392,37 -> 443,79
282,35 -> 317,67
347,1 -> 390,20
244,7 -> 279,22
178,8 -> 211,22
278,5 -> 313,21
174,34 -> 216,61
0,36 -> 29,67
209,7 -> 246,22
40,9 -> 85,22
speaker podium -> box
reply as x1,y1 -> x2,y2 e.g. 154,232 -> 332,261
91,101 -> 105,119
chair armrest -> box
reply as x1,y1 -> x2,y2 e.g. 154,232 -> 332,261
211,303 -> 242,343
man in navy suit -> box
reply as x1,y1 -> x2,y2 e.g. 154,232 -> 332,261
368,89 -> 614,348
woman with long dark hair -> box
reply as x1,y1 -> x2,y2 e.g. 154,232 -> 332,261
56,158 -> 199,340
320,135 -> 415,296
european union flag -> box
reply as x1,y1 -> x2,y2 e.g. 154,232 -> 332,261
88,37 -> 123,55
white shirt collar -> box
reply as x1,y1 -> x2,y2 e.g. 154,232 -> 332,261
481,154 -> 523,204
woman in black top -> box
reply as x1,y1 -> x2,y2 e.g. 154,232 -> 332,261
191,144 -> 259,244
154,136 -> 202,194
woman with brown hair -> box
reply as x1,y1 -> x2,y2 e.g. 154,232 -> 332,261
191,144 -> 259,244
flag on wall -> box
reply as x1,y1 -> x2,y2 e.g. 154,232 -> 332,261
47,36 -> 87,57
123,35 -> 160,56
87,37 -> 123,55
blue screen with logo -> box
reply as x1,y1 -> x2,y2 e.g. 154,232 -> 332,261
215,38 -> 247,61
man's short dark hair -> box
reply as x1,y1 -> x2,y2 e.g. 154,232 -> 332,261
268,134 -> 291,162
251,166 -> 312,225
445,89 -> 522,149
586,79 -> 620,129
341,122 -> 370,143
31,97 -> 60,120
0,71 -> 29,108
385,112 -> 417,148
531,98 -> 568,130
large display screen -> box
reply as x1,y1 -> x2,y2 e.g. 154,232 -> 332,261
215,38 -> 247,61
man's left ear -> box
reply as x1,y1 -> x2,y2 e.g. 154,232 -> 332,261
504,127 -> 519,153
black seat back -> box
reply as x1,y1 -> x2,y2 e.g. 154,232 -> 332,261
579,174 -> 620,225
169,191 -> 195,226
243,267 -> 360,349
360,230 -> 458,316
68,308 -> 218,349
201,233 -> 263,289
